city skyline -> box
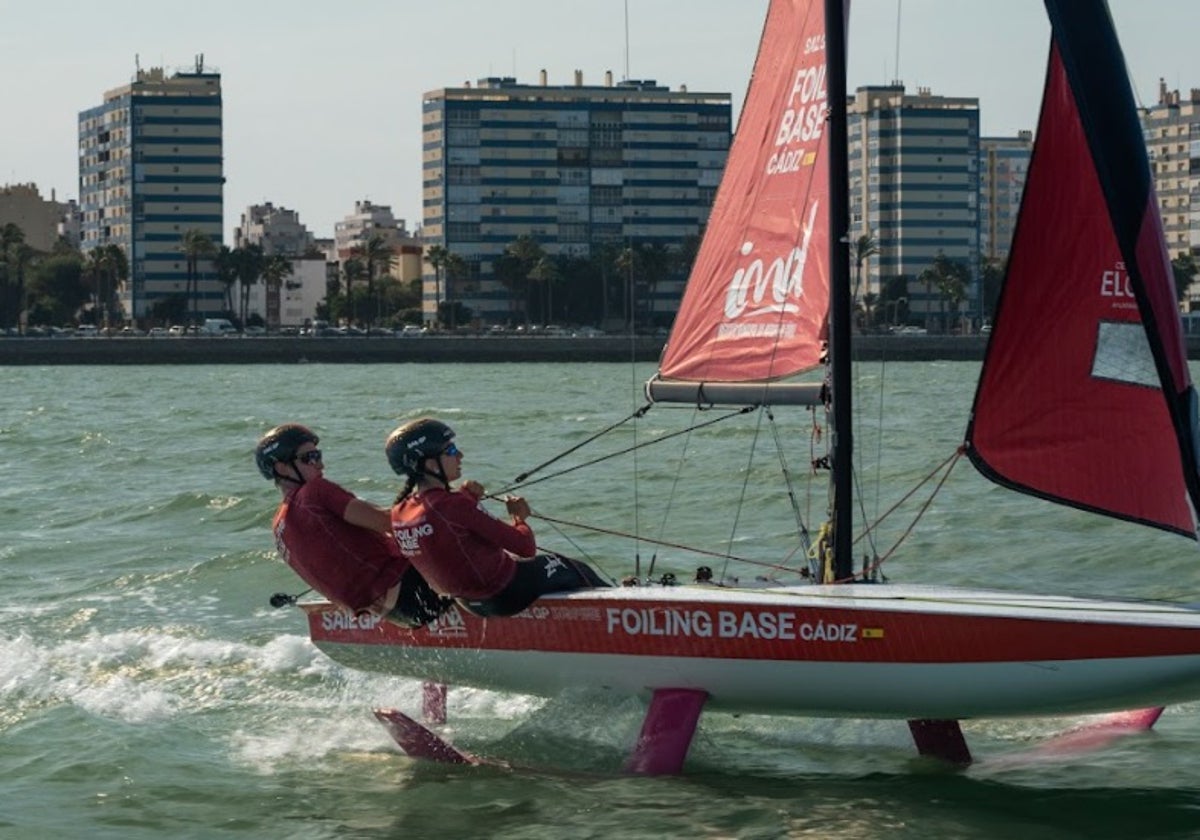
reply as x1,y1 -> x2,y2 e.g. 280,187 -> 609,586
3,0 -> 1198,241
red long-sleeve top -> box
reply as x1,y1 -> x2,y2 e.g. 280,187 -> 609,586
273,475 -> 409,611
390,486 -> 536,600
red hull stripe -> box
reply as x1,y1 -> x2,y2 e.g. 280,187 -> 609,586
308,599 -> 1200,664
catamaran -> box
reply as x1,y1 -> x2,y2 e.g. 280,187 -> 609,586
300,0 -> 1200,773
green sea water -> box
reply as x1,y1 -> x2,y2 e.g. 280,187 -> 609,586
3,361 -> 1200,840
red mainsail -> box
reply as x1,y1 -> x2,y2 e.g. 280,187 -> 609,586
658,0 -> 830,383
967,41 -> 1198,536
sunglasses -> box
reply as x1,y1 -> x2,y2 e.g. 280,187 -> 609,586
442,443 -> 461,457
297,449 -> 323,465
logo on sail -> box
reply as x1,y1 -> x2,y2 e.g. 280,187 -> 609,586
719,200 -> 820,334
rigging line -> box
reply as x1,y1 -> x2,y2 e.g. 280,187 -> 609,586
766,406 -> 813,554
491,405 -> 755,497
529,510 -> 805,577
719,405 -> 771,585
835,448 -> 964,583
807,404 -> 827,578
646,402 -> 701,581
513,403 -> 650,483
851,447 -> 962,546
631,335 -> 642,579
871,359 -> 889,546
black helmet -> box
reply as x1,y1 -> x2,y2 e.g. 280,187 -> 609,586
386,418 -> 455,478
255,423 -> 319,480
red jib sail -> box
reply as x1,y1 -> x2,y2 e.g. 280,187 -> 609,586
967,27 -> 1200,538
658,0 -> 830,383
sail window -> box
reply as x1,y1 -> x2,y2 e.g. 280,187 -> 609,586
1091,321 -> 1159,388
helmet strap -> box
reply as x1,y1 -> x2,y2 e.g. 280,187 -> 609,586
276,460 -> 305,487
420,456 -> 452,490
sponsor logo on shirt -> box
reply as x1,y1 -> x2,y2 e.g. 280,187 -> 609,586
394,521 -> 433,554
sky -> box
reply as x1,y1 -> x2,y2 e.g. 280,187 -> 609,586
2,1 -> 1197,242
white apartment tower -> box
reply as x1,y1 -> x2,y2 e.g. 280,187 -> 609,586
979,131 -> 1033,265
78,59 -> 223,322
848,84 -> 981,326
422,73 -> 731,325
1141,81 -> 1200,306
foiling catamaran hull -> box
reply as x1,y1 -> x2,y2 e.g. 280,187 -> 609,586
305,583 -> 1200,720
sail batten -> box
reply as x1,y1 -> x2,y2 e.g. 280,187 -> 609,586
658,0 -> 831,384
966,2 -> 1200,539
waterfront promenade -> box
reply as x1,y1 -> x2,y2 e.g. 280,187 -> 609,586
0,334 -> 1003,365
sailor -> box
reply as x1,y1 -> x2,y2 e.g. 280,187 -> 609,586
255,423 -> 448,628
385,418 -> 609,616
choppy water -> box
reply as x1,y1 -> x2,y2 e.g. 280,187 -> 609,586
4,361 -> 1200,839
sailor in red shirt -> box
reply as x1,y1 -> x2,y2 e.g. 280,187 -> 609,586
386,418 -> 608,616
256,423 -> 446,627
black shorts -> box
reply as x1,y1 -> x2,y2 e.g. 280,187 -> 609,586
460,553 -> 608,618
386,566 -> 452,628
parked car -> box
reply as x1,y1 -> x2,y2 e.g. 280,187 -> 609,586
75,324 -> 98,337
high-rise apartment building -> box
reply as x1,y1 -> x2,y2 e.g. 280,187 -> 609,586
1141,81 -> 1200,305
848,85 -> 981,326
78,59 -> 223,322
234,202 -> 314,257
979,131 -> 1032,266
333,200 -> 423,286
421,72 -> 731,325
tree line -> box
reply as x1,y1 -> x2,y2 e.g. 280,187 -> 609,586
433,234 -> 699,331
6,218 -> 1195,335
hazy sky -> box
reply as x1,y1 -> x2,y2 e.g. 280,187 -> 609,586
2,1 -> 1196,241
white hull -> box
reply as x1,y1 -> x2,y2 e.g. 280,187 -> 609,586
306,583 -> 1200,719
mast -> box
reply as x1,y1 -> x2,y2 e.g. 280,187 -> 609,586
825,0 -> 855,581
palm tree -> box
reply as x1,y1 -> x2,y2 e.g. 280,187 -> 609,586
1,223 -> 28,330
92,244 -> 128,330
527,255 -> 562,324
260,254 -> 294,331
917,253 -> 969,333
1172,252 -> 1199,310
637,242 -> 672,327
214,246 -> 239,319
442,251 -> 468,329
351,234 -> 392,328
180,229 -> 216,328
426,243 -> 449,327
495,236 -> 545,326
853,232 -> 879,329
341,257 -> 365,325
616,244 -> 672,330
591,242 -> 622,328
234,244 -> 265,327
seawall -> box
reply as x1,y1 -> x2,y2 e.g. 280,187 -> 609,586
3,334 -> 1199,365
